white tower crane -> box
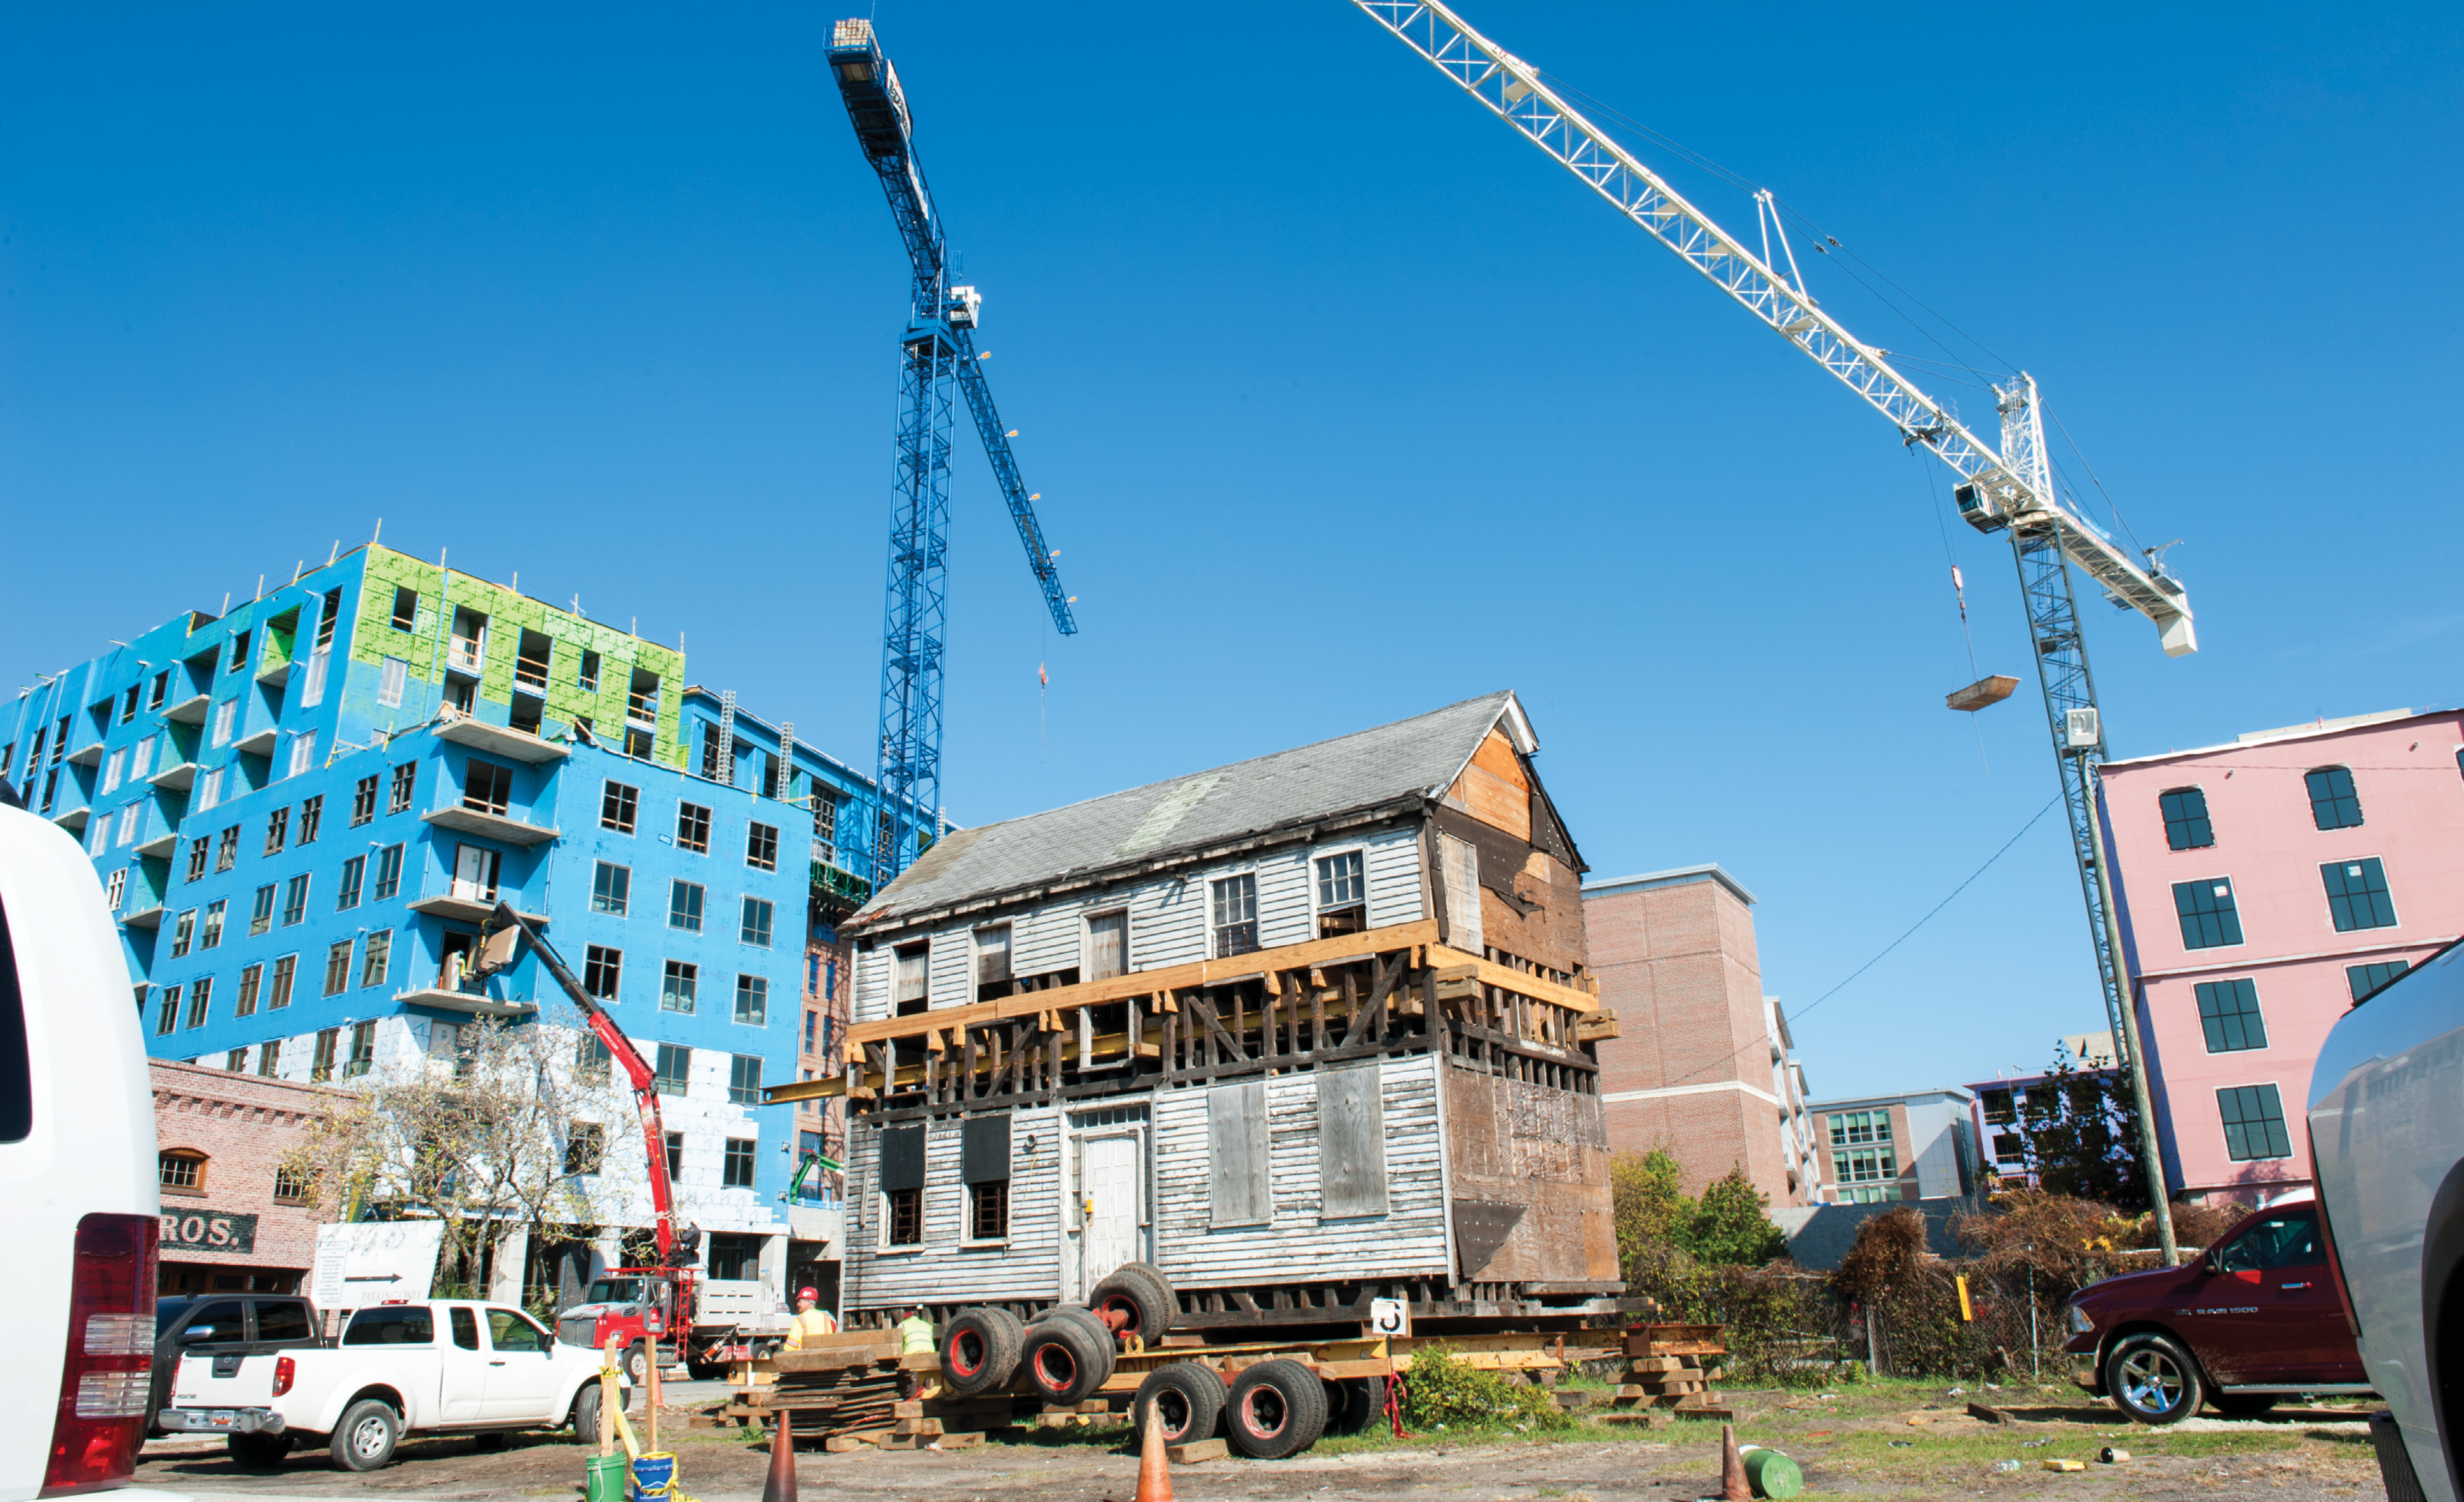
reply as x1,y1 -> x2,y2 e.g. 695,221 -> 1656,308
1351,0 -> 2189,1252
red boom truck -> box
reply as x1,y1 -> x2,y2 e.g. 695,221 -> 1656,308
470,904 -> 786,1384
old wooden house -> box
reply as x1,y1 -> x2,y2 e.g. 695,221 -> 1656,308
767,691 -> 1625,1331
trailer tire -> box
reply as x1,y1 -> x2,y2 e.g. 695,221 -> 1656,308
941,1307 -> 1025,1396
1225,1358 -> 1328,1460
1323,1377 -> 1380,1435
1131,1362 -> 1226,1445
1088,1263 -> 1178,1345
226,1432 -> 290,1468
329,1398 -> 401,1472
1020,1312 -> 1115,1407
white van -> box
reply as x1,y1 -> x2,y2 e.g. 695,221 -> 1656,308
0,792 -> 167,1500
2309,939 -> 2464,1502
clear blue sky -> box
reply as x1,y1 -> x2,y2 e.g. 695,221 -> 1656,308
6,2 -> 2458,1112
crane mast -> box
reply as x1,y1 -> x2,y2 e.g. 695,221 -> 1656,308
828,19 -> 1079,883
1349,0 -> 2196,1083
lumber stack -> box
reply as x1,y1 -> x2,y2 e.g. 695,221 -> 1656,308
724,1331 -> 1025,1449
1600,1323 -> 1734,1424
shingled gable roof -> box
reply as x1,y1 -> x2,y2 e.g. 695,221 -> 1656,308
846,691 -> 1538,934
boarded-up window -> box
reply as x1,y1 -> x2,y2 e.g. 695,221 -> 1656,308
880,1124 -> 926,1192
975,926 -> 1011,984
893,944 -> 928,1016
1317,1066 -> 1389,1218
961,1114 -> 1011,1185
1207,1081 -> 1271,1226
1087,911 -> 1128,980
1440,833 -> 1484,955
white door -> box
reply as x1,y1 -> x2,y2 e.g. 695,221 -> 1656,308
439,1306 -> 490,1421
453,844 -> 500,902
1080,1133 -> 1142,1289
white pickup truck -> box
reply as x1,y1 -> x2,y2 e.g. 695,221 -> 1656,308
159,1299 -> 621,1471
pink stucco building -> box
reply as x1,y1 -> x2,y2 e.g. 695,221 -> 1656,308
2100,708 -> 2464,1206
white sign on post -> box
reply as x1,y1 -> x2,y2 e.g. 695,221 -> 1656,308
311,1223 -> 447,1315
1368,1297 -> 1410,1337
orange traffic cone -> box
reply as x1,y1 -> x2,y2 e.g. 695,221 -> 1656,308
761,1411 -> 798,1502
1132,1400 -> 1174,1502
1720,1422 -> 1750,1501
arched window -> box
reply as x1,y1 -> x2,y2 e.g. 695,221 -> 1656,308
2305,767 -> 2364,830
159,1149 -> 208,1194
2158,787 -> 2214,850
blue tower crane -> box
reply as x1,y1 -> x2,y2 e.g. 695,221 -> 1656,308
827,18 -> 1078,882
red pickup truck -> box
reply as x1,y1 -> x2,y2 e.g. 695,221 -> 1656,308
2062,1198 -> 2373,1423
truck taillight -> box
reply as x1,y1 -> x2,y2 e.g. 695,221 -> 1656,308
273,1356 -> 296,1397
43,1212 -> 157,1496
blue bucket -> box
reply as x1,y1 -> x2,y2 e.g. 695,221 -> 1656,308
627,1452 -> 676,1502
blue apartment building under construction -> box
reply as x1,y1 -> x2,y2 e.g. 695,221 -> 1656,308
1,541 -> 900,1298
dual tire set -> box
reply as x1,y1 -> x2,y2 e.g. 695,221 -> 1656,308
939,1262 -> 1180,1407
1130,1358 -> 1381,1460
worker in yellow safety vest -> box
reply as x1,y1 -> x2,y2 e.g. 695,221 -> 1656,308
781,1287 -> 839,1351
896,1306 -> 936,1356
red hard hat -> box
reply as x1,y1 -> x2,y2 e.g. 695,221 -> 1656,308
798,1287 -> 818,1302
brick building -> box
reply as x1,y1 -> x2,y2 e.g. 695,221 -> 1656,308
1584,865 -> 1814,1206
1807,1086 -> 1978,1204
151,1059 -> 339,1295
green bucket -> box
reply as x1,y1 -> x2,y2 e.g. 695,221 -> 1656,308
584,1454 -> 627,1502
1739,1444 -> 1803,1499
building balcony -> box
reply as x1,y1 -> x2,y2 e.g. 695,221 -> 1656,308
408,893 -> 551,927
148,761 -> 199,793
233,726 -> 279,758
421,805 -> 560,846
162,693 -> 210,726
120,903 -> 166,930
255,658 -> 296,690
446,643 -> 485,675
134,829 -> 180,860
51,804 -> 92,833
436,712 -> 571,765
511,669 -> 549,699
66,741 -> 105,768
396,987 -> 537,1019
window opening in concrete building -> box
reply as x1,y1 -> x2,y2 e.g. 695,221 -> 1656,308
317,587 -> 343,648
564,1122 -> 605,1178
514,630 -> 553,693
323,940 -> 355,997
170,909 -> 196,958
101,747 -> 124,795
129,734 -> 154,782
225,1048 -> 246,1071
812,792 -> 838,855
288,733 -> 316,778
448,608 -> 487,674
463,760 -> 511,816
282,874 -> 309,927
578,651 -> 601,693
746,821 -> 778,872
893,944 -> 927,1016
210,698 -> 236,748
627,669 -> 660,727
269,955 -> 296,1010
236,964 -> 262,1018
227,631 -> 251,675
2173,877 -> 2243,949
300,649 -> 328,708
389,763 -> 416,815
1316,850 -> 1366,937
699,722 -> 722,780
345,1020 -> 376,1077
1829,1109 -> 1890,1146
159,1150 -> 205,1192
1212,873 -> 1259,958
444,678 -> 477,716
662,961 -> 698,1014
120,685 -> 140,724
2307,766 -> 2364,830
668,879 -> 705,932
2195,978 -> 2269,1052
105,868 -> 126,912
676,802 -> 711,854
250,885 -> 276,937
297,794 -> 321,844
734,974 -> 767,1026
265,806 -> 290,856
576,1033 -> 612,1083
663,1131 -> 684,1183
450,844 -> 501,903
741,897 -> 774,948
185,838 -> 209,884
654,1042 -> 691,1093
593,861 -> 630,915
259,1038 -> 283,1077
602,780 -> 639,834
200,899 -> 225,949
373,843 -> 404,901
154,986 -> 180,1036
350,774 -> 378,826
1834,1147 -> 1897,1202
583,945 -> 622,1000
149,669 -> 169,709
312,1028 -> 339,1083
193,767 -> 224,813
2160,787 -> 2214,850
1086,910 -> 1128,980
508,695 -> 542,736
185,976 -> 212,1029
390,587 -> 419,631
2324,858 -> 2397,931
2349,959 -> 2411,1001
729,1054 -> 762,1105
215,826 -> 239,873
378,657 -> 406,709
2219,1083 -> 2292,1161
715,1136 -> 755,1191
624,723 -> 654,760
975,925 -> 1011,1000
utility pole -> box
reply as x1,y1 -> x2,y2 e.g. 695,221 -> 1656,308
2087,766 -> 2177,1263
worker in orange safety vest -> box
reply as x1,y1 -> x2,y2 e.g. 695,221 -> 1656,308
781,1287 -> 839,1351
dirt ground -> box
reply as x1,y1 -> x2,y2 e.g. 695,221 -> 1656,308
134,1378 -> 2389,1501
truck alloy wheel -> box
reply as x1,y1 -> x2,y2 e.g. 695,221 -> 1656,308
940,1308 -> 1025,1397
1224,1359 -> 1329,1460
2104,1334 -> 2203,1425
329,1398 -> 402,1472
1131,1361 -> 1227,1445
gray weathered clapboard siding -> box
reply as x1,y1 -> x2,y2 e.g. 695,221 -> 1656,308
928,930 -> 971,1009
1364,826 -> 1424,928
1254,848 -> 1311,950
1014,903 -> 1078,978
1151,1054 -> 1449,1289
845,1104 -> 1066,1310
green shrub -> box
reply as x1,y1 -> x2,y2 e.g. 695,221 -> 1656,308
1400,1345 -> 1570,1433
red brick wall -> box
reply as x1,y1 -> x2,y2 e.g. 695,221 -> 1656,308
152,1061 -> 340,1290
1586,879 -> 1799,1205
